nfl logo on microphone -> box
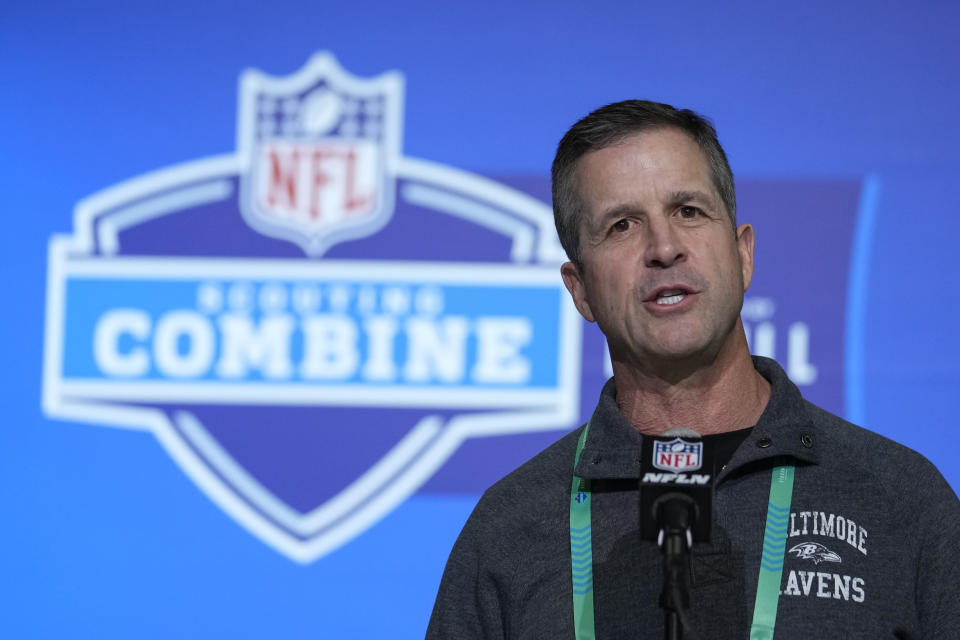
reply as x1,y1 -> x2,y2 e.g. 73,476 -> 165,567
653,438 -> 703,472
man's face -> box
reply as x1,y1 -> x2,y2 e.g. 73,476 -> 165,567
560,128 -> 755,370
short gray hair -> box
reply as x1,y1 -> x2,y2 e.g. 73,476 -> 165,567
551,100 -> 737,266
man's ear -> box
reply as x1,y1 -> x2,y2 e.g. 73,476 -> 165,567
561,261 -> 596,323
736,223 -> 755,291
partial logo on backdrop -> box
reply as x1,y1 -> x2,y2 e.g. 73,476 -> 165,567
43,53 -> 577,563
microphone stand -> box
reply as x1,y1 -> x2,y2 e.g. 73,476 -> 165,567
654,494 -> 696,640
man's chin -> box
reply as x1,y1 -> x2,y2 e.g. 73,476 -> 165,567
644,339 -> 711,362
634,340 -> 724,374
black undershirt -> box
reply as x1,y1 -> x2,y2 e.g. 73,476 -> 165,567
702,426 -> 755,471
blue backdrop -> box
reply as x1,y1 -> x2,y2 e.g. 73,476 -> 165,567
3,2 -> 959,637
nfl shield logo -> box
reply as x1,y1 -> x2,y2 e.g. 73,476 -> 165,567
237,53 -> 402,256
653,438 -> 703,472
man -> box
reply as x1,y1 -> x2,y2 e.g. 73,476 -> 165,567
426,101 -> 960,639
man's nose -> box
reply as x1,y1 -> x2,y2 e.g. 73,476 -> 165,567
644,218 -> 686,268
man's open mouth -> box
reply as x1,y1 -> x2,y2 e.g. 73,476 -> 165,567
656,291 -> 686,305
648,287 -> 692,306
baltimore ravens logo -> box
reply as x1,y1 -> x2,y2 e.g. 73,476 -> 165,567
788,542 -> 842,565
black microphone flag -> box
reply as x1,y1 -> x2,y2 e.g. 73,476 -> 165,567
639,427 -> 715,544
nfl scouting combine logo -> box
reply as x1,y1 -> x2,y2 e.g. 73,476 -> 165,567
42,53 -> 579,562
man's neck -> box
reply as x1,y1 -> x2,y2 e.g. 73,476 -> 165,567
612,327 -> 770,436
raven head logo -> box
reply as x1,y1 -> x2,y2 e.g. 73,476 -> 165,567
788,542 -> 842,565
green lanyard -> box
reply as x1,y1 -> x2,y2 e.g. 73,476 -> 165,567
569,422 -> 796,639
570,424 -> 595,639
749,464 -> 795,639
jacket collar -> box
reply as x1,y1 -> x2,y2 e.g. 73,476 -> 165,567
573,356 -> 820,480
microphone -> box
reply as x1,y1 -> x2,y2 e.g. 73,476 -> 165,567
640,427 -> 715,639
639,427 -> 715,544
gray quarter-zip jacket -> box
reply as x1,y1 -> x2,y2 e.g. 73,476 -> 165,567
427,357 -> 960,639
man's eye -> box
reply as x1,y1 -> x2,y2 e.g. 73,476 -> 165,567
612,219 -> 631,232
678,206 -> 702,219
